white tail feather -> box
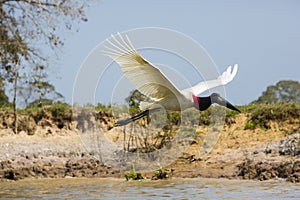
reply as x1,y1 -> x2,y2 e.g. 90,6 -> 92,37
139,101 -> 153,110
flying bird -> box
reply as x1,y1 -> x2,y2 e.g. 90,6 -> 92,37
103,33 -> 240,126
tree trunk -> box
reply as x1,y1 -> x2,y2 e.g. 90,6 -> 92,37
13,70 -> 18,134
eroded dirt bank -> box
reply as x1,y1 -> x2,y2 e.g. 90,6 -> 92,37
0,110 -> 299,182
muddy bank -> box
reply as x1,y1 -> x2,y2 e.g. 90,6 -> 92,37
0,106 -> 299,182
0,133 -> 122,181
1,156 -> 120,181
0,131 -> 299,182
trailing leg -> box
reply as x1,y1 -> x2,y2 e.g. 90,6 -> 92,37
115,107 -> 161,126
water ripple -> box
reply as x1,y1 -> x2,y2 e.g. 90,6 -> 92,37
0,178 -> 299,199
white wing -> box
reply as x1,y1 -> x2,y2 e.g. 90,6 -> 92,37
103,33 -> 183,101
181,64 -> 238,96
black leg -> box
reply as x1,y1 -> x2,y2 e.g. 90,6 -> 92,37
115,107 -> 161,126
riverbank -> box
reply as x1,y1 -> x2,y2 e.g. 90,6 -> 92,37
0,103 -> 299,182
0,125 -> 299,182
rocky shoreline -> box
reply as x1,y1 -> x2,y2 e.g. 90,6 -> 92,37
238,133 -> 300,182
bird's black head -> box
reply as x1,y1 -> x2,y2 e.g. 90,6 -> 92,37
192,93 -> 241,112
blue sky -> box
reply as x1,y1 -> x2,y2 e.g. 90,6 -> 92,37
51,0 -> 300,105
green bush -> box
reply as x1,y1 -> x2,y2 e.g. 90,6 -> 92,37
47,101 -> 70,117
245,121 -> 256,130
244,102 -> 300,130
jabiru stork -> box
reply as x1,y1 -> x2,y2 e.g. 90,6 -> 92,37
103,33 -> 240,126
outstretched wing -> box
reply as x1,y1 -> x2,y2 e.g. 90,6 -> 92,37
103,33 -> 182,101
181,64 -> 238,96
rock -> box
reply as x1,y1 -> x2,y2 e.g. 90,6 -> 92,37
293,161 -> 300,172
25,154 -> 33,160
238,159 -> 300,182
278,134 -> 300,156
259,171 -> 272,181
4,170 -> 15,180
291,172 -> 300,182
278,162 -> 293,178
253,150 -> 259,155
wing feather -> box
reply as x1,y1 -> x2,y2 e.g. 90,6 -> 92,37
181,64 -> 238,96
103,33 -> 182,100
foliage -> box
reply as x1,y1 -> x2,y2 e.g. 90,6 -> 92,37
253,80 -> 300,104
0,75 -> 8,104
167,112 -> 180,125
22,65 -> 63,105
46,101 -> 70,118
0,0 -> 92,133
0,0 -> 90,92
245,121 -> 256,130
27,98 -> 54,108
95,102 -> 112,113
0,0 -> 89,65
125,89 -> 152,116
152,167 -> 174,180
124,164 -> 144,181
244,102 -> 300,130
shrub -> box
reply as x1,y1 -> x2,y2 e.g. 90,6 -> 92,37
124,164 -> 144,181
245,102 -> 300,130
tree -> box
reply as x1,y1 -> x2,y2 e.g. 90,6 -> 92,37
125,89 -> 151,115
253,80 -> 300,104
20,65 -> 63,106
0,0 -> 91,133
0,75 -> 9,104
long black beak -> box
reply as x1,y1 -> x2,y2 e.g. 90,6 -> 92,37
225,101 -> 241,112
216,96 -> 241,112
211,93 -> 241,113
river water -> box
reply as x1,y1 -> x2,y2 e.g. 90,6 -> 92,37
0,178 -> 299,199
